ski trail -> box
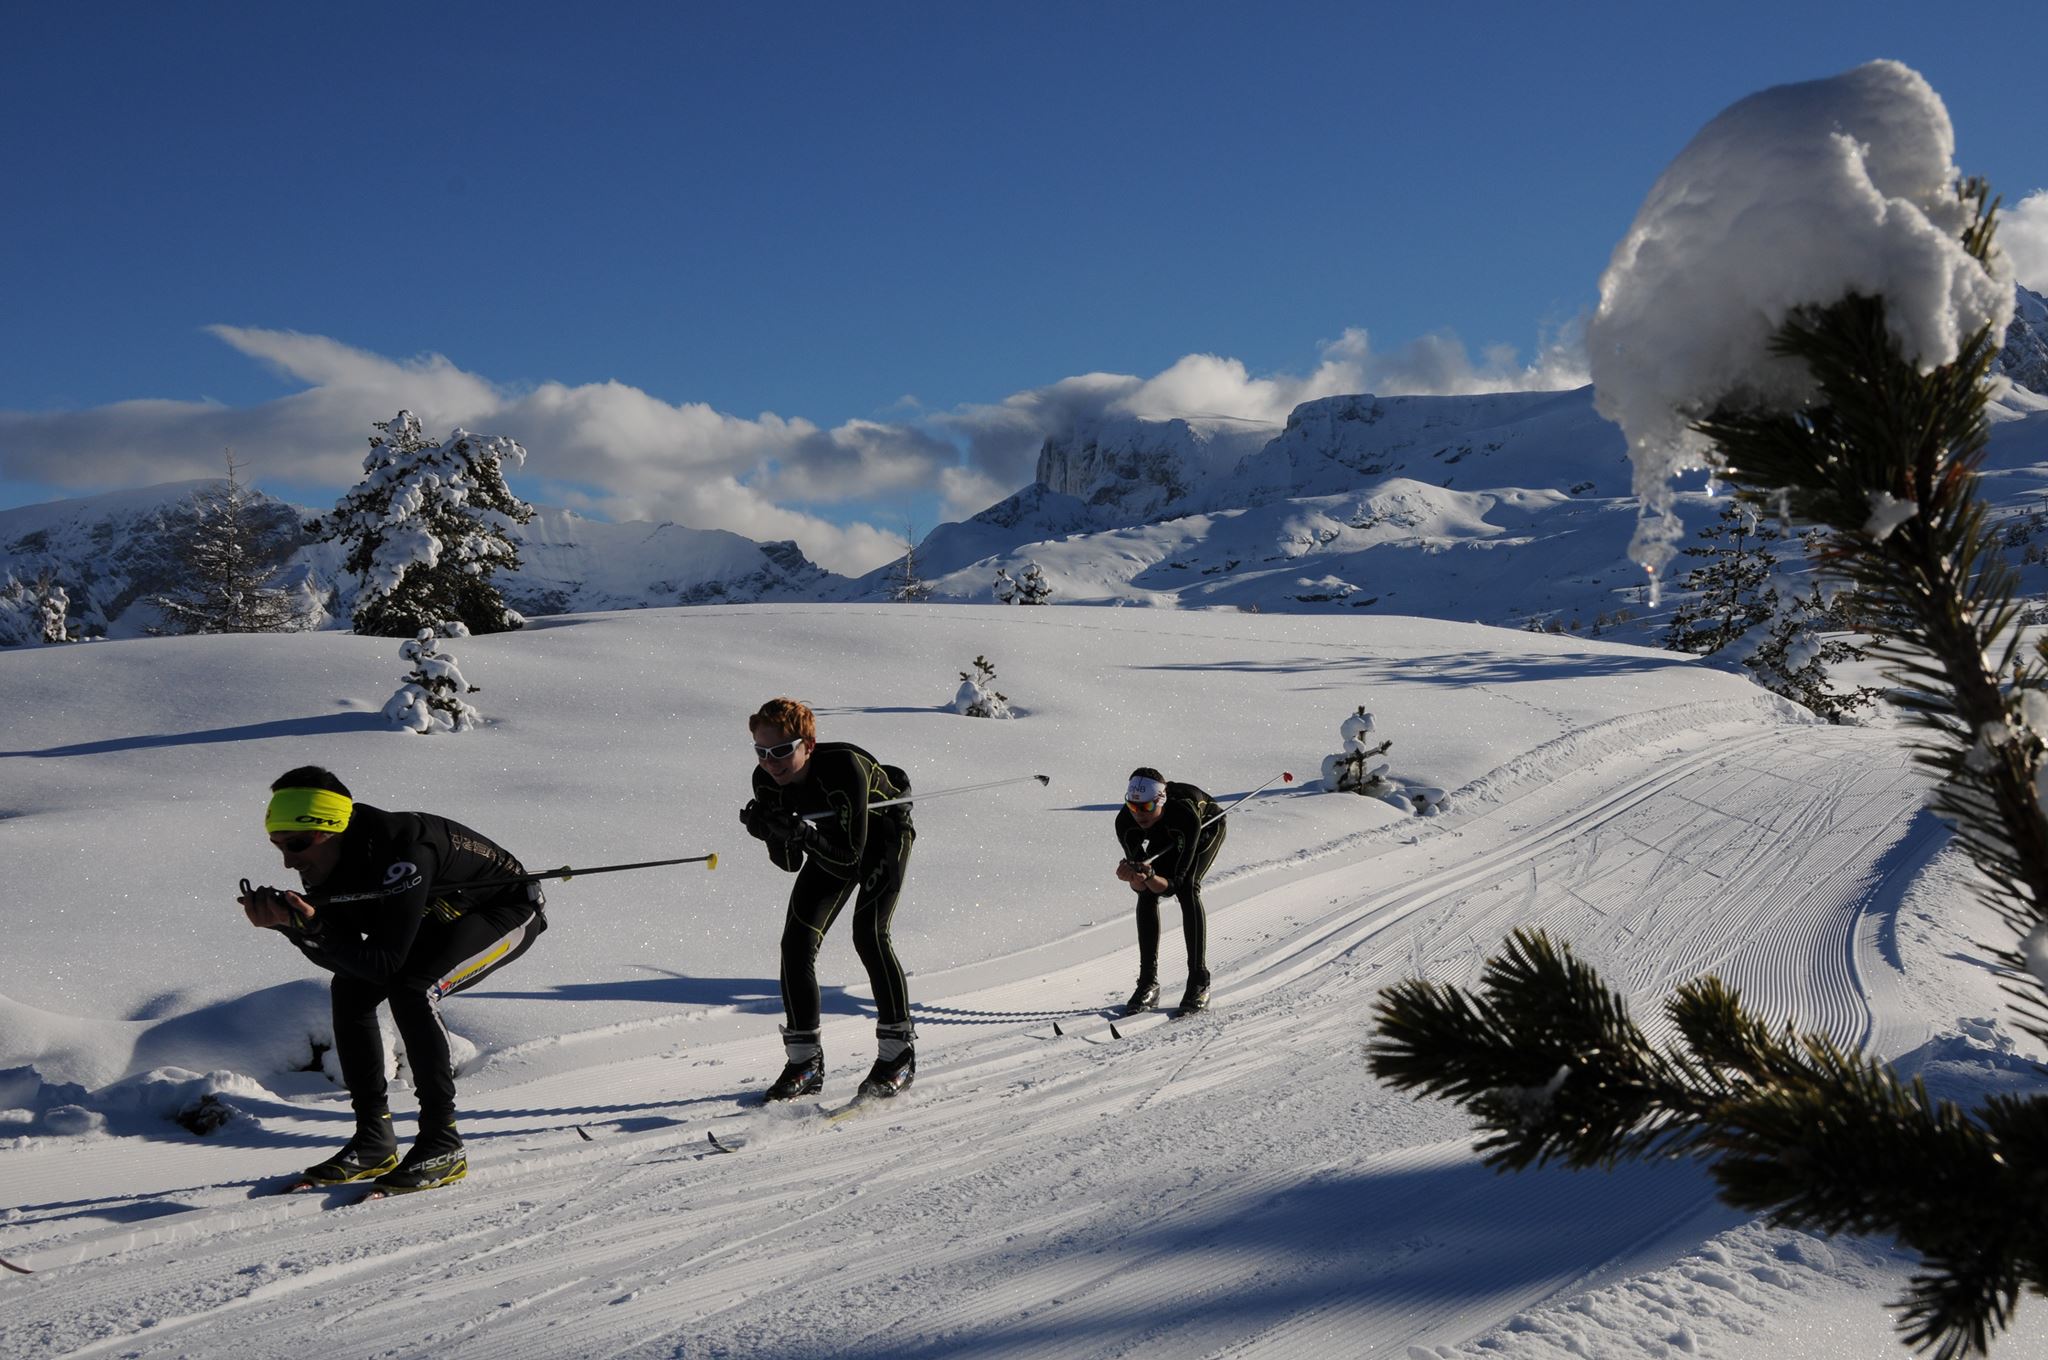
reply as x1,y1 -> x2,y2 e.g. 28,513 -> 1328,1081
0,718 -> 1947,1360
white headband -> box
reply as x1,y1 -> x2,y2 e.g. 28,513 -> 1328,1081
1124,776 -> 1166,805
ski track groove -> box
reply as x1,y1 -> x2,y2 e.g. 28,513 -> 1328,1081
0,716 -> 1942,1359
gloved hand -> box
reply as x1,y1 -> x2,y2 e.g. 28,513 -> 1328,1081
740,800 -> 775,842
771,809 -> 819,853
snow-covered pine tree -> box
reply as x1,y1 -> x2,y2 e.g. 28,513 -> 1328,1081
0,573 -> 42,646
1666,505 -> 1881,722
307,411 -> 534,638
992,566 -> 1017,604
891,522 -> 934,603
1371,183 -> 2048,1358
382,624 -> 481,735
1746,580 -> 1884,723
154,453 -> 308,634
1015,561 -> 1052,605
1662,501 -> 1783,654
950,654 -> 1013,718
34,570 -> 75,643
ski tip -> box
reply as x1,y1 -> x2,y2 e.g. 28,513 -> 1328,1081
1,1255 -> 32,1275
1052,1020 -> 1064,1036
575,1124 -> 593,1141
1108,1022 -> 1123,1040
706,1129 -> 740,1153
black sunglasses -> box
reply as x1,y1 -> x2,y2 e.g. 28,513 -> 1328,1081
754,738 -> 802,760
271,832 -> 320,853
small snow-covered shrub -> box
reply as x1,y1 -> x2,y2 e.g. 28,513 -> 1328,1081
383,624 -> 481,735
1321,707 -> 1393,796
950,655 -> 1013,719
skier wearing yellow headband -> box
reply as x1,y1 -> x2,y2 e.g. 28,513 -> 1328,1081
239,765 -> 546,1194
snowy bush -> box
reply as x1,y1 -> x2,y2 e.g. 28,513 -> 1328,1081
1015,562 -> 1053,605
308,410 -> 534,638
1320,707 -> 1393,795
950,654 -> 1012,719
1,571 -> 81,646
992,566 -> 1016,604
1320,707 -> 1445,815
383,625 -> 481,735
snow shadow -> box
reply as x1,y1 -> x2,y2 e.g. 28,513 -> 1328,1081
0,710 -> 389,758
1136,649 -> 1698,685
471,968 -> 864,1016
809,1154 -> 1739,1360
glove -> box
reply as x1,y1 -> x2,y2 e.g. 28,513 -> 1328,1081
740,800 -> 774,843
773,809 -> 819,853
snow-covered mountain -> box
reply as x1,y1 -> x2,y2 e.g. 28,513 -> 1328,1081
0,493 -> 843,638
1996,283 -> 2048,395
9,285 -> 2048,643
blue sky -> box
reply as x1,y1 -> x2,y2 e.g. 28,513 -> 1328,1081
4,3 -> 2044,572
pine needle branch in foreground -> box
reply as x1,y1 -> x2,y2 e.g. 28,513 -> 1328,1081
1369,930 -> 2048,1359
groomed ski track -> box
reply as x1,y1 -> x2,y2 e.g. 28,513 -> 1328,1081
0,713 -> 1952,1358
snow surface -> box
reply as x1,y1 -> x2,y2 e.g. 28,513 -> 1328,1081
4,605 -> 2047,1358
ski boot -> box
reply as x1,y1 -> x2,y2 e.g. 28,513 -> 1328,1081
1175,974 -> 1211,1018
1122,977 -> 1160,1016
859,1022 -> 916,1099
300,1112 -> 399,1185
763,1051 -> 826,1102
374,1122 -> 467,1193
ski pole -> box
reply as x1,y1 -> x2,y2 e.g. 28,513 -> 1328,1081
241,853 -> 718,906
1138,771 -> 1294,866
799,773 -> 1051,822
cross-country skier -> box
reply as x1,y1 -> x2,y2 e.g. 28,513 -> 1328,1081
739,697 -> 917,1102
237,766 -> 546,1192
1113,768 -> 1225,1017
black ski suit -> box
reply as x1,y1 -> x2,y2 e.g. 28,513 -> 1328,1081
273,804 -> 545,1124
1115,781 -> 1225,985
745,743 -> 915,1033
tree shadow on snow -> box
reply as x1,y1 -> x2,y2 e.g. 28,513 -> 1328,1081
811,1154 -> 1744,1360
1134,649 -> 1700,686
0,710 -> 390,758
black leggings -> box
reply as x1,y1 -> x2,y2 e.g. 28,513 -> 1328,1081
327,903 -> 545,1125
779,824 -> 914,1032
1135,822 -> 1225,982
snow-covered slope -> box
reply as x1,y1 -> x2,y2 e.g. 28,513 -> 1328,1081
2,606 -> 2044,1358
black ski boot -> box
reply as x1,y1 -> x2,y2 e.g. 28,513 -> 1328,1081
763,1052 -> 825,1103
859,1023 -> 915,1099
301,1112 -> 399,1185
1122,977 -> 1160,1016
1175,975 -> 1211,1017
374,1122 -> 467,1193
858,1048 -> 915,1099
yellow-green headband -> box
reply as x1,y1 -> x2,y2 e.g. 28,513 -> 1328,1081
265,788 -> 354,836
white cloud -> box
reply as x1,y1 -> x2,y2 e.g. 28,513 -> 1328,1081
2006,191 -> 2048,293
0,321 -> 1587,573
